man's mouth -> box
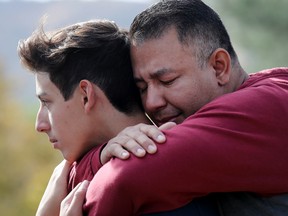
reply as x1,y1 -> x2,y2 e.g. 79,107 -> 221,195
155,114 -> 180,126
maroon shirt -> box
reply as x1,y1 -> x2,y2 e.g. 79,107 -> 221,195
67,145 -> 103,193
83,68 -> 288,215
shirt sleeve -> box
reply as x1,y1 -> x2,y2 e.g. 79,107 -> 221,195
90,143 -> 107,175
84,79 -> 288,215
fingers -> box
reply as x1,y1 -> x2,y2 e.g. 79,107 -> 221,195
125,123 -> 166,153
137,123 -> 166,143
100,123 -> 167,164
100,142 -> 130,165
55,160 -> 73,176
158,122 -> 177,130
60,181 -> 89,216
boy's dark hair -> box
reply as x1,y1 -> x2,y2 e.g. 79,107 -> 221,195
130,0 -> 238,68
18,19 -> 142,114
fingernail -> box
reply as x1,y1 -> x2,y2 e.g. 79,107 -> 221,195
136,148 -> 145,155
156,134 -> 165,142
148,145 -> 156,153
121,151 -> 129,158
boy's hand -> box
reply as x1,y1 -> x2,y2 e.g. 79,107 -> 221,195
36,160 -> 72,216
60,181 -> 89,216
100,122 -> 176,164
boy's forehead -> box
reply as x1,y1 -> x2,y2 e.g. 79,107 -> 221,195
35,72 -> 49,88
35,73 -> 58,97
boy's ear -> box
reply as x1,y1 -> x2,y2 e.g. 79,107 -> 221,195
209,48 -> 231,86
79,80 -> 96,112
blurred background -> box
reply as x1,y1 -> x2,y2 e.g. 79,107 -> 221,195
0,0 -> 287,215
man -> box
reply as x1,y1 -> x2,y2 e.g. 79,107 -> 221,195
72,0 -> 288,215
17,19 -> 151,216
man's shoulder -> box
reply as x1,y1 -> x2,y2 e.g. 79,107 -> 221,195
243,67 -> 288,88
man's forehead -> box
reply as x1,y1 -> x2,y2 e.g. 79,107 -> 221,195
134,67 -> 174,83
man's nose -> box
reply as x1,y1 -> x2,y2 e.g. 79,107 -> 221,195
144,86 -> 166,113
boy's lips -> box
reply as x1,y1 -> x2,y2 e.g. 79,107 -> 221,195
49,138 -> 57,143
49,138 -> 58,148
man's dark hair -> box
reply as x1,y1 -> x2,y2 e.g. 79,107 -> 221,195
18,19 -> 142,114
130,0 -> 238,68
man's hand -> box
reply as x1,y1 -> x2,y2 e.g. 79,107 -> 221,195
36,160 -> 72,216
60,181 -> 89,216
100,122 -> 176,164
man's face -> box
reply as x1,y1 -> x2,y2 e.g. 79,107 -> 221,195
131,28 -> 222,126
35,73 -> 93,162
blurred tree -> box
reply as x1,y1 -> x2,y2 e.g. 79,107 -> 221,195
217,0 -> 288,72
0,60 -> 61,215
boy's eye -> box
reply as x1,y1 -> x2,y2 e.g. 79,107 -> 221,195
41,101 -> 47,106
40,99 -> 49,107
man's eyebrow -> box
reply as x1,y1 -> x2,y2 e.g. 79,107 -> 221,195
151,68 -> 170,78
134,68 -> 171,83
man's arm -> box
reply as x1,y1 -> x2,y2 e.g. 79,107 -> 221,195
84,87 -> 288,215
100,122 -> 176,164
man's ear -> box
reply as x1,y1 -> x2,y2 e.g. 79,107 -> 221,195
209,48 -> 231,86
79,80 -> 96,112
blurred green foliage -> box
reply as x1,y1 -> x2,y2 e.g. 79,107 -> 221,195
215,0 -> 288,72
0,1 -> 287,215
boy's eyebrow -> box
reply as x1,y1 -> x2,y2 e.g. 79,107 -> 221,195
36,92 -> 47,99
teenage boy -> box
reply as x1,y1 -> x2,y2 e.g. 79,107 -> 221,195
18,19 -> 150,216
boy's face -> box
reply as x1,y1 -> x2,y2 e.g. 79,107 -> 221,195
35,73 -> 94,162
